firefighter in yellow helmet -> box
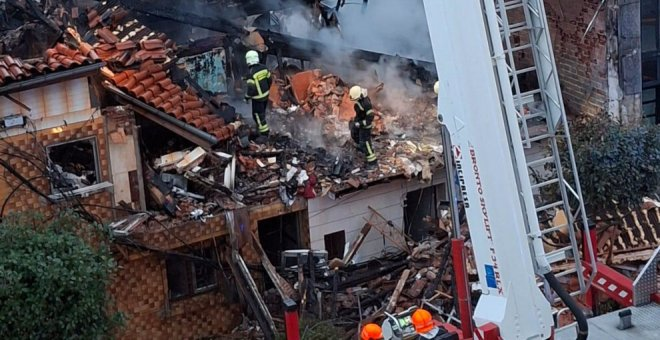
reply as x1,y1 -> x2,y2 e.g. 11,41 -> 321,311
349,85 -> 377,169
360,323 -> 384,340
244,50 -> 272,140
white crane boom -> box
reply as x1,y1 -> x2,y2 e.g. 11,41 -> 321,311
422,1 -> 553,339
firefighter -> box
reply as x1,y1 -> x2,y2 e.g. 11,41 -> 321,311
318,0 -> 345,27
360,323 -> 384,340
349,85 -> 378,169
411,308 -> 441,339
243,50 -> 272,139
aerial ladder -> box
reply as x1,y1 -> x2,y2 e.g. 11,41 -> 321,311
410,1 -> 660,340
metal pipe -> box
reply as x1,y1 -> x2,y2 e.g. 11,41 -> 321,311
452,239 -> 474,338
441,123 -> 474,337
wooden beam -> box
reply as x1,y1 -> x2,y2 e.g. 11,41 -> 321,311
386,269 -> 411,313
342,222 -> 372,265
251,231 -> 295,300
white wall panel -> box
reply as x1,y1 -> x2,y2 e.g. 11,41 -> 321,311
309,180 -> 412,262
65,78 -> 91,113
42,83 -> 68,117
18,87 -> 45,119
0,95 -> 23,117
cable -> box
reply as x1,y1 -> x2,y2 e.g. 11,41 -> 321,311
544,271 -> 588,340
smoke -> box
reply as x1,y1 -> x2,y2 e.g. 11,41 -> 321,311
281,0 -> 433,62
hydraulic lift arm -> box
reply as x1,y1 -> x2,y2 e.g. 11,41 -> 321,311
423,1 -> 588,339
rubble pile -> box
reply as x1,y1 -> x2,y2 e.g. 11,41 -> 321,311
144,146 -> 240,221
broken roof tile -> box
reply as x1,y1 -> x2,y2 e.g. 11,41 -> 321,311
140,39 -> 165,51
116,41 -> 137,51
89,3 -> 233,143
0,38 -> 101,88
97,28 -> 119,44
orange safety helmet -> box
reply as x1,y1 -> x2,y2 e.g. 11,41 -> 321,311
360,323 -> 384,340
411,308 -> 435,334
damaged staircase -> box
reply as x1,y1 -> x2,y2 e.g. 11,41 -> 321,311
483,0 -> 596,302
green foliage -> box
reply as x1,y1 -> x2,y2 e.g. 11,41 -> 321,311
0,211 -> 122,339
562,116 -> 660,212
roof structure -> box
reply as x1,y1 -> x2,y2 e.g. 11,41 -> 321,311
87,2 -> 235,142
0,43 -> 101,87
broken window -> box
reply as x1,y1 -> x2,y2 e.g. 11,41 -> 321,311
324,230 -> 346,260
165,245 -> 218,300
47,138 -> 99,191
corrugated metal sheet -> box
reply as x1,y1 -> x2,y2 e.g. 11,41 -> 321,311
181,47 -> 227,94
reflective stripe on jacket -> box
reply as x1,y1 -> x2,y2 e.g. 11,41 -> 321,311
245,64 -> 272,100
354,97 -> 375,129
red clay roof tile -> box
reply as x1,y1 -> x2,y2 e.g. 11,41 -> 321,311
116,41 -> 137,51
89,4 -> 233,143
0,41 -> 100,88
150,96 -> 164,107
140,39 -> 165,51
97,28 -> 119,44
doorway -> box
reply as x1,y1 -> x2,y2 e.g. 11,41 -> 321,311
257,211 -> 304,267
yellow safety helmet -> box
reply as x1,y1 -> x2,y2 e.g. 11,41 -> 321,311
433,81 -> 439,95
245,50 -> 260,66
349,85 -> 364,101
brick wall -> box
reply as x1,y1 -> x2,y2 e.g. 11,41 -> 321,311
111,199 -> 311,338
545,0 -> 609,117
0,116 -> 113,220
109,246 -> 243,339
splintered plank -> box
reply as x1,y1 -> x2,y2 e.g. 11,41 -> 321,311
386,269 -> 411,313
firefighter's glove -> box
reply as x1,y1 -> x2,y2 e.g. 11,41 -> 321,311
354,122 -> 361,128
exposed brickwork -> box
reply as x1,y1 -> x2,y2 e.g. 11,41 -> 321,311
545,0 -> 608,117
109,246 -> 243,339
113,200 -> 311,338
0,117 -> 113,220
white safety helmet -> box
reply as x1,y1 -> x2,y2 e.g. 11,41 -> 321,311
349,85 -> 364,101
433,81 -> 439,95
245,50 -> 260,66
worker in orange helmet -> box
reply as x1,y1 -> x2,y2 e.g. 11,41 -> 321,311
411,308 -> 441,339
360,323 -> 384,340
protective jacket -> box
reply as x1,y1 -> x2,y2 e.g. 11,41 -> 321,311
245,64 -> 272,101
354,96 -> 375,129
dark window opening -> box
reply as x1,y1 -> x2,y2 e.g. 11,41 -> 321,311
404,184 -> 446,242
47,138 -> 99,191
642,0 -> 660,124
165,245 -> 218,300
257,212 -> 303,268
324,230 -> 346,260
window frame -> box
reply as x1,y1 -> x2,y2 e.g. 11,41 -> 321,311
45,136 -> 110,199
165,246 -> 219,301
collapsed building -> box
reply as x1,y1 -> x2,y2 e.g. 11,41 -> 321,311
0,0 -> 658,339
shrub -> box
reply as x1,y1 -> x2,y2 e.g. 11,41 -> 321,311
0,212 -> 121,339
561,116 -> 660,212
